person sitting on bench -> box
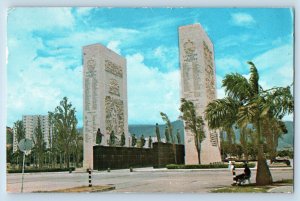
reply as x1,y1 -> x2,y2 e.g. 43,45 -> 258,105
234,163 -> 251,185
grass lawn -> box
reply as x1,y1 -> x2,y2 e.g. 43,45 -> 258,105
211,185 -> 271,193
34,185 -> 115,193
211,179 -> 293,193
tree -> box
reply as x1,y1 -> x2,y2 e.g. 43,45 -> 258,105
180,98 -> 206,164
205,97 -> 240,155
32,117 -> 45,168
160,112 -> 174,143
262,118 -> 288,162
50,97 -> 78,169
205,61 -> 293,185
13,120 -> 25,145
161,112 -> 178,164
155,123 -> 161,142
13,120 -> 26,166
6,127 -> 14,163
239,127 -> 253,160
120,132 -> 126,147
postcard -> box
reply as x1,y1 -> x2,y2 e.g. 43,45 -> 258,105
6,7 -> 294,193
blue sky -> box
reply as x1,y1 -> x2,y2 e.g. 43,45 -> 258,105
7,8 -> 294,127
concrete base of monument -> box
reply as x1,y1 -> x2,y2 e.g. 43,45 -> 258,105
184,143 -> 222,165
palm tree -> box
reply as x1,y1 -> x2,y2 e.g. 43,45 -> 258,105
160,112 -> 177,163
160,112 -> 174,143
179,98 -> 206,164
205,97 -> 240,155
205,61 -> 293,185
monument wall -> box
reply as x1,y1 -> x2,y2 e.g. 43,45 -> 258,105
83,44 -> 129,169
178,24 -> 222,164
93,143 -> 184,170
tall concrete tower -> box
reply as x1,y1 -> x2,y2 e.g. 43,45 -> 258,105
178,24 -> 221,164
82,44 -> 129,169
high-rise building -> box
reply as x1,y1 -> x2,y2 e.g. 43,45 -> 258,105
179,24 -> 222,164
82,43 -> 129,169
22,115 -> 51,148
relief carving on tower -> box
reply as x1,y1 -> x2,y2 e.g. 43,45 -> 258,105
109,78 -> 120,96
92,77 -> 97,110
209,131 -> 218,147
85,58 -> 97,111
183,39 -> 199,93
105,59 -> 123,78
86,58 -> 96,78
85,78 -> 91,111
105,96 -> 125,137
203,42 -> 215,101
183,63 -> 191,92
183,39 -> 197,62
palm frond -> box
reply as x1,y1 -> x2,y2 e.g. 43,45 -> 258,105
222,73 -> 252,101
247,61 -> 259,95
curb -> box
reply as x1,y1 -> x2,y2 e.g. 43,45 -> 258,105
267,186 -> 293,193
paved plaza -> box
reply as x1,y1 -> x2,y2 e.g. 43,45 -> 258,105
7,167 -> 293,193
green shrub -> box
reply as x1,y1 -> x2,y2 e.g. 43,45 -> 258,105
166,163 -> 255,169
7,167 -> 75,173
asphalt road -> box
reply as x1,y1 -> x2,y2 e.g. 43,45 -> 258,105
6,167 -> 293,193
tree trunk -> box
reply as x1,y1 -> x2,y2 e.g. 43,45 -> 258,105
59,152 -> 62,168
197,147 -> 201,164
197,141 -> 201,164
256,120 -> 273,185
66,148 -> 70,169
256,145 -> 273,185
194,137 -> 201,164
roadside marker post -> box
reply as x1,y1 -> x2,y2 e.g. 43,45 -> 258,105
88,169 -> 92,187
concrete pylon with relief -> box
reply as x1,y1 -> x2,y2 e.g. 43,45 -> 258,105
82,44 -> 129,169
178,24 -> 222,164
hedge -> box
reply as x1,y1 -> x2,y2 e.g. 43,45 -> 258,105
166,163 -> 255,169
7,167 -> 75,173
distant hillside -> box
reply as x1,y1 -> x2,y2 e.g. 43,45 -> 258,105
77,128 -> 83,136
277,121 -> 293,150
129,120 -> 185,142
231,121 -> 293,150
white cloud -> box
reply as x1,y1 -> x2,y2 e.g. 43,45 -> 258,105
47,28 -> 140,57
107,41 -> 121,54
7,9 -> 140,127
153,45 -> 178,70
217,88 -> 225,99
253,44 -> 293,89
7,55 -> 83,127
216,74 -> 223,88
216,34 -> 250,49
231,13 -> 255,26
8,8 -> 74,32
216,57 -> 242,76
126,53 -> 180,124
75,8 -> 94,16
